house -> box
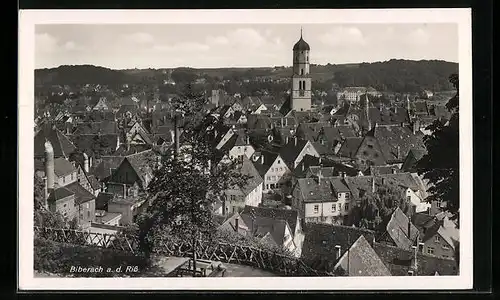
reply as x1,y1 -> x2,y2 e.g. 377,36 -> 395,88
291,155 -> 360,181
125,121 -> 153,146
107,150 -> 157,192
401,149 -> 427,173
72,121 -> 118,135
291,175 -> 356,225
373,242 -> 458,276
420,90 -> 434,99
219,209 -> 298,255
279,137 -> 320,169
92,97 -> 109,111
411,213 -> 459,260
250,150 -> 291,192
219,156 -> 263,215
89,156 -> 124,183
301,223 -> 376,273
333,235 -> 392,276
95,210 -> 122,226
377,207 -> 419,251
107,193 -> 147,225
218,129 -> 255,160
336,87 -> 369,103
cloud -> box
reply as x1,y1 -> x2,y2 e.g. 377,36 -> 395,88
206,35 -> 229,46
63,41 -> 83,51
35,33 -> 58,53
226,28 -> 266,48
405,28 -> 430,46
123,32 -> 154,44
153,42 -> 210,52
320,26 -> 366,47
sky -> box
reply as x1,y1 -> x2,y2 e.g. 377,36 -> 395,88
35,23 -> 458,69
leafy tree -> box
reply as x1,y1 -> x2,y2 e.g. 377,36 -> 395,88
136,84 -> 248,276
416,74 -> 459,218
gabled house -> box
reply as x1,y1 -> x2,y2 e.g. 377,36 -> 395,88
219,156 -> 263,215
401,148 -> 426,173
411,213 -> 459,260
125,121 -> 153,146
92,97 -> 109,111
291,175 -> 354,225
250,150 -> 291,192
219,208 -> 298,256
107,150 -> 156,192
219,130 -> 256,160
34,123 -> 77,159
333,235 -> 392,276
379,173 -> 430,213
378,207 -> 419,251
279,137 -> 320,169
301,223 -> 376,273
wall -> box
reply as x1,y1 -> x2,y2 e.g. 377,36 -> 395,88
215,129 -> 235,150
57,171 -> 78,187
110,160 -> 142,187
51,194 -> 76,220
244,182 -> 263,208
263,156 -> 291,191
283,224 -> 297,255
405,188 -> 431,213
76,166 -> 94,195
422,232 -> 455,260
108,202 -> 133,225
229,145 -> 255,160
76,199 -> 96,229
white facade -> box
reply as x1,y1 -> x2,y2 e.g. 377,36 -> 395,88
229,144 -> 255,160
406,188 -> 431,213
263,155 -> 291,192
293,141 -> 320,169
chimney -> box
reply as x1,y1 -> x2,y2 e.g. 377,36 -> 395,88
318,157 -> 322,165
318,169 -> 322,184
123,184 -> 127,198
334,245 -> 341,260
397,146 -> 401,159
83,152 -> 90,173
234,217 -> 239,232
44,140 -> 55,191
392,168 -> 397,174
294,137 -> 298,146
260,155 -> 264,165
301,163 -> 305,172
43,177 -> 49,205
342,172 -> 346,178
281,118 -> 284,127
371,176 -> 376,193
246,136 -> 250,145
408,219 -> 412,239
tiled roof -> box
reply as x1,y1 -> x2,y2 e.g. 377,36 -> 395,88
241,205 -> 299,235
250,150 -> 280,177
301,223 -> 376,271
235,156 -> 263,196
90,156 -> 124,181
334,235 -> 392,276
279,138 -> 313,167
73,121 -> 118,135
369,125 -> 425,162
53,158 -> 77,177
293,155 -> 359,178
34,123 -> 76,159
125,150 -> 156,187
114,144 -> 152,156
373,242 -> 458,276
87,174 -> 102,190
369,165 -> 401,176
65,181 -> 96,205
337,137 -> 363,158
70,134 -> 119,157
295,176 -> 352,203
240,213 -> 288,247
47,186 -> 74,203
384,208 -> 420,250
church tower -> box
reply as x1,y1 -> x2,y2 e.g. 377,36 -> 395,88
291,28 -> 312,112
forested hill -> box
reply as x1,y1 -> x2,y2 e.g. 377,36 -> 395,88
331,59 -> 458,93
35,59 -> 458,93
35,65 -> 136,86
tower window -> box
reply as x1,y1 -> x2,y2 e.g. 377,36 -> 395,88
301,69 -> 304,75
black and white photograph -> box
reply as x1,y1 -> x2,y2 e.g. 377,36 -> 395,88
18,9 -> 472,290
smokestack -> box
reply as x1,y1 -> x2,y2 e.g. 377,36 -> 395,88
260,155 -> 264,165
372,176 -> 376,193
335,245 -> 341,260
235,217 -> 239,232
83,152 -> 89,173
44,139 -> 55,191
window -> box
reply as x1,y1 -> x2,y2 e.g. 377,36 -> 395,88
345,193 -> 350,199
367,144 -> 373,149
427,247 -> 435,255
345,203 -> 349,211
62,177 -> 65,184
331,204 -> 336,212
407,196 -> 412,202
313,205 -> 319,213
301,69 -> 304,75
266,184 -> 269,189
278,159 -> 281,164
87,211 -> 90,218
407,270 -> 414,276
63,203 -> 67,208
442,244 -> 450,250
443,255 -> 449,259
337,193 -> 342,199
435,236 -> 440,243
230,195 -> 236,201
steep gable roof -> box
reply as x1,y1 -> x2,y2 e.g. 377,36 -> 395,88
235,156 -> 264,196
334,235 -> 392,276
34,123 -> 76,159
384,208 -> 419,250
65,181 -> 96,205
53,158 -> 77,177
90,156 -> 124,181
47,186 -> 74,203
279,138 -> 316,167
337,137 -> 363,158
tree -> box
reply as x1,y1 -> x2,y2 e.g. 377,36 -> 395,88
416,74 -> 459,218
136,84 -> 248,276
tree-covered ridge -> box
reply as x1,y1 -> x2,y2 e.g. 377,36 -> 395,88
34,60 -> 458,93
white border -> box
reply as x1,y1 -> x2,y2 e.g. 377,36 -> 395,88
18,9 -> 473,290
